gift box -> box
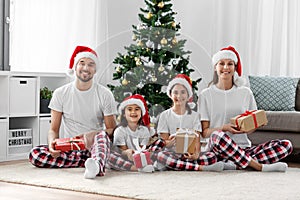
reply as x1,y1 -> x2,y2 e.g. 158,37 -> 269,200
133,151 -> 152,169
54,137 -> 85,151
175,129 -> 197,154
230,110 -> 268,132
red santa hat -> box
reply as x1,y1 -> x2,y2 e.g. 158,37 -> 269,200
118,94 -> 150,127
212,45 -> 242,76
68,46 -> 99,75
167,74 -> 195,108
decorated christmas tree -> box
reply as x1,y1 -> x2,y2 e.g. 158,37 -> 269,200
108,0 -> 201,120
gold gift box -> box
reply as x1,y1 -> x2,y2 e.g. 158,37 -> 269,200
175,129 -> 197,154
230,110 -> 268,132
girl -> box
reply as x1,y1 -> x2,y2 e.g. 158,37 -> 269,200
199,46 -> 293,171
156,74 -> 224,172
110,94 -> 164,172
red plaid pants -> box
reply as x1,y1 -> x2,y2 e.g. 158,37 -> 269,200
29,131 -> 110,176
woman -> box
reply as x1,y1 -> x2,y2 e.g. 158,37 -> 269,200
199,46 -> 293,171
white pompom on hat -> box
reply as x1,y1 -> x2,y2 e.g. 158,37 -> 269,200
167,74 -> 195,109
68,46 -> 99,76
118,94 -> 150,127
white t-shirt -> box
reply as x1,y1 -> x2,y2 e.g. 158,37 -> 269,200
199,85 -> 257,149
157,108 -> 202,136
113,126 -> 151,151
49,81 -> 117,138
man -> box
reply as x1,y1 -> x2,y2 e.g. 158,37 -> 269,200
29,46 -> 117,179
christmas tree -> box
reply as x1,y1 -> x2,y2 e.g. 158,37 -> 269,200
108,0 -> 201,119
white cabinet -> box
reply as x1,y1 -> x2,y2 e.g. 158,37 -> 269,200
0,72 -> 70,161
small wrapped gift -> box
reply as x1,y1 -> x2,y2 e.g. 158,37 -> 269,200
175,128 -> 197,154
230,110 -> 268,132
54,137 -> 85,151
133,151 -> 152,169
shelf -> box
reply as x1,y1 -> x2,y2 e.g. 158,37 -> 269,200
0,72 -> 68,162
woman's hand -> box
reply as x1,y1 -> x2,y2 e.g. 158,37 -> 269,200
222,124 -> 244,134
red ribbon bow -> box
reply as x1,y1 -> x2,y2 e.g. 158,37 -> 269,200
235,110 -> 258,130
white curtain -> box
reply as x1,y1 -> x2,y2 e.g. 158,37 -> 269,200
9,0 -> 107,74
212,0 -> 300,77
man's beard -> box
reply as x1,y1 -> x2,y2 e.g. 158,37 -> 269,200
76,71 -> 93,82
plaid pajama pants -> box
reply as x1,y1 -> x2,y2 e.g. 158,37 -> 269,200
108,138 -> 166,171
157,150 -> 218,171
209,131 -> 293,169
29,131 -> 110,176
156,131 -> 293,171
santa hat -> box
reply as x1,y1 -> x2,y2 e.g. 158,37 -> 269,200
68,46 -> 99,76
212,45 -> 242,76
167,74 -> 195,109
118,94 -> 150,127
212,46 -> 245,86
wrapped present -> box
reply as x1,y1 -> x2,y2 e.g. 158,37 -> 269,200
54,137 -> 85,151
175,129 -> 197,154
230,110 -> 268,132
133,151 -> 152,169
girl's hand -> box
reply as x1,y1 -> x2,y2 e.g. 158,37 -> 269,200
49,140 -> 61,158
123,149 -> 135,161
165,135 -> 176,148
183,152 -> 200,161
222,124 -> 244,134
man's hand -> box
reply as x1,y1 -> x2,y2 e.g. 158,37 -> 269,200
49,140 -> 61,158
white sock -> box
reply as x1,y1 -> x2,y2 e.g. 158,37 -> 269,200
84,158 -> 100,179
223,161 -> 236,170
153,161 -> 167,171
202,161 -> 224,172
262,162 -> 288,172
138,165 -> 154,173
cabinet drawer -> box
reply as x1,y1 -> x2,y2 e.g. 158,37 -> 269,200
9,77 -> 36,116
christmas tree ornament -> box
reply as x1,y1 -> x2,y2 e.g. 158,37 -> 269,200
151,76 -> 157,82
136,60 -> 142,66
171,21 -> 176,28
146,12 -> 153,19
155,20 -> 161,26
158,64 -> 165,72
160,37 -> 167,45
147,60 -> 155,68
132,34 -> 137,41
137,82 -> 144,89
137,40 -> 144,47
146,40 -> 154,48
161,85 -> 168,93
157,1 -> 164,8
137,24 -> 146,30
116,65 -> 122,73
171,37 -> 178,45
122,79 -> 129,86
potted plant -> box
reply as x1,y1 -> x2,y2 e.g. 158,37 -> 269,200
40,87 -> 53,113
